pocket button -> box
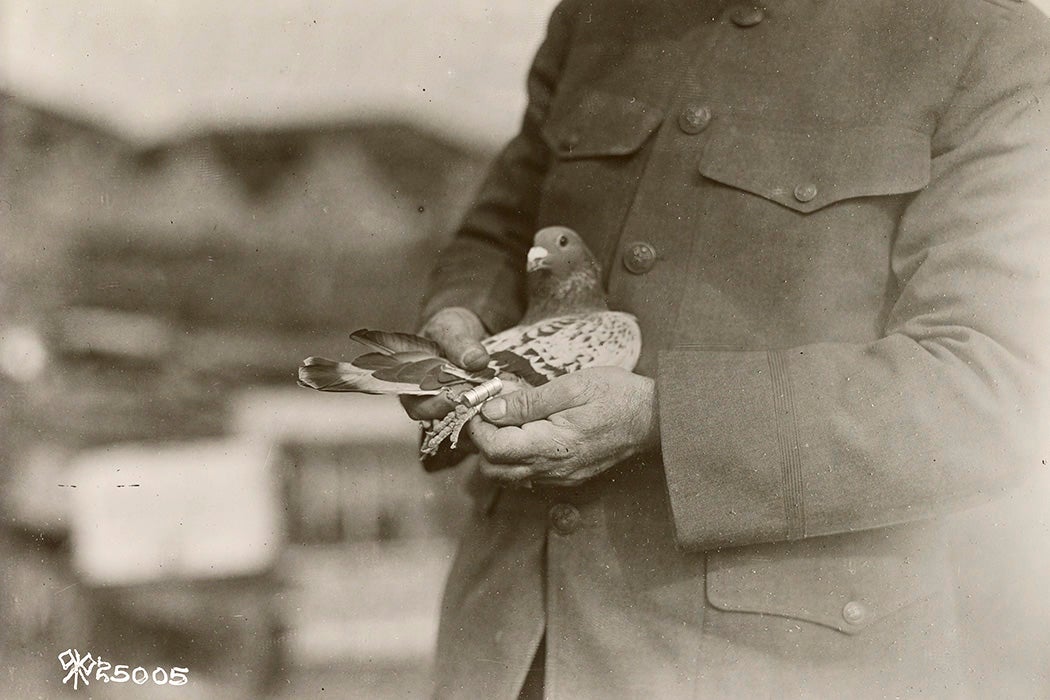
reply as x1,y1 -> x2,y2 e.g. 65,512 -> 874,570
842,600 -> 869,626
730,5 -> 765,27
793,182 -> 818,203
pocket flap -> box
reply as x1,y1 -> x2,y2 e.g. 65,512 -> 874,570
698,124 -> 931,213
706,526 -> 944,634
543,92 -> 664,159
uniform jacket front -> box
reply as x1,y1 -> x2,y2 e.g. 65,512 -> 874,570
421,0 -> 1050,697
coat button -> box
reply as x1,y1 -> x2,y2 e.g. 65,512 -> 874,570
622,242 -> 657,274
793,182 -> 818,203
550,503 -> 581,535
678,104 -> 712,134
730,5 -> 765,27
842,601 -> 869,626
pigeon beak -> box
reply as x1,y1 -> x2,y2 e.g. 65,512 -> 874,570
526,246 -> 549,272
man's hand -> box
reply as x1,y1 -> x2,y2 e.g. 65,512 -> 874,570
466,367 -> 660,486
401,307 -> 490,421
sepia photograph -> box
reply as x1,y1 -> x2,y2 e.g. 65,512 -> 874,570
2,1 -> 1050,698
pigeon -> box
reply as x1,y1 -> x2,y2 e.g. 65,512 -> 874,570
297,226 -> 642,458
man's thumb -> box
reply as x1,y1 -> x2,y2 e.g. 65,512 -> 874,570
423,307 -> 489,370
445,335 -> 489,371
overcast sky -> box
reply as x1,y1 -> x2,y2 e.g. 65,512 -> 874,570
0,0 -> 560,146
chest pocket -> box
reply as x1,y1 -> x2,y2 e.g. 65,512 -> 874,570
697,123 -> 931,213
538,92 -> 665,266
542,91 -> 665,159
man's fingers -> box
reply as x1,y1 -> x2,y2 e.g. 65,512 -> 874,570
480,377 -> 585,426
466,418 -> 529,462
421,307 -> 490,371
467,416 -> 568,464
479,459 -> 536,483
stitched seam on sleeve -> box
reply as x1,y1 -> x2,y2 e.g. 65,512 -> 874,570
768,350 -> 806,539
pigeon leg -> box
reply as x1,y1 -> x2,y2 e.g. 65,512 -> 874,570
419,380 -> 504,456
447,405 -> 481,449
420,403 -> 482,456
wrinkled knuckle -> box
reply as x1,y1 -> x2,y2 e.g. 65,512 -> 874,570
453,308 -> 484,337
566,375 -> 593,402
513,391 -> 536,422
495,392 -> 524,423
579,377 -> 604,398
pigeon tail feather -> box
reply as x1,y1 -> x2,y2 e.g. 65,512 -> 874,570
298,356 -> 441,395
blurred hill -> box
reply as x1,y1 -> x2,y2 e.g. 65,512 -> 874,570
0,92 -> 491,448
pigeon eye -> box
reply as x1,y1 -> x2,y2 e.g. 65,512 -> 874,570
558,235 -> 569,248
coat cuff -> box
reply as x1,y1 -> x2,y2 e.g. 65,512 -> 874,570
657,349 -> 803,551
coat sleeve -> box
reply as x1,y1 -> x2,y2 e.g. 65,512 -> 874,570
420,2 -> 575,333
658,9 -> 1050,551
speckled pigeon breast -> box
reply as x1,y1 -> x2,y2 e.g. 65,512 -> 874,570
482,310 -> 641,383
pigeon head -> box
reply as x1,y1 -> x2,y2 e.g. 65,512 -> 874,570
527,226 -> 592,275
522,226 -> 607,323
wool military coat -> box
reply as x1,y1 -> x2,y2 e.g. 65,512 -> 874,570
420,0 -> 1050,697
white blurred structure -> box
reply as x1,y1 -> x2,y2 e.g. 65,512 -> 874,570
69,440 -> 283,585
0,0 -> 560,146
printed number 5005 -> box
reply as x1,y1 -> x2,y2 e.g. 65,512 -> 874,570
98,661 -> 189,685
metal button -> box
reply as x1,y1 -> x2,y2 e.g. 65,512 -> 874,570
678,104 -> 712,134
550,503 -> 581,535
842,601 -> 869,626
730,5 -> 765,27
793,182 -> 818,203
622,242 -> 657,274
559,133 -> 580,151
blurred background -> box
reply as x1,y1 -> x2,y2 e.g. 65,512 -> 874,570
0,1 -> 1048,698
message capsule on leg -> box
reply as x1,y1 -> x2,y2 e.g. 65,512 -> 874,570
458,377 -> 504,408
